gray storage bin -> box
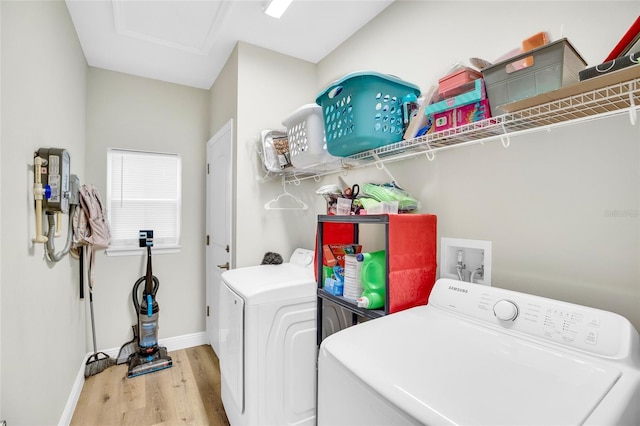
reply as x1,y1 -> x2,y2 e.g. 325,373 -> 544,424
481,38 -> 587,116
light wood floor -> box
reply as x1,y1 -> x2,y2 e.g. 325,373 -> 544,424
71,345 -> 230,426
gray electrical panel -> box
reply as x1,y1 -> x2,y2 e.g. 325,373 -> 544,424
37,148 -> 71,214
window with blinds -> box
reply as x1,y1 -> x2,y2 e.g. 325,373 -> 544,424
106,148 -> 181,253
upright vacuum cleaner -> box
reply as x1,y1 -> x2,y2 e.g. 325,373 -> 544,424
126,230 -> 172,378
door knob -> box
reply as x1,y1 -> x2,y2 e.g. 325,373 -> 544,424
217,262 -> 230,270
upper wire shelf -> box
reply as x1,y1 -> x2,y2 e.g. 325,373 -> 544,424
282,77 -> 640,183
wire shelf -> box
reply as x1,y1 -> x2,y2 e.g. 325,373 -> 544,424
283,77 -> 640,182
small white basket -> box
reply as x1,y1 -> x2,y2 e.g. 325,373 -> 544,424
282,104 -> 336,169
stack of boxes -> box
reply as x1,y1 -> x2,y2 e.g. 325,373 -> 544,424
425,68 -> 491,132
423,34 -> 589,133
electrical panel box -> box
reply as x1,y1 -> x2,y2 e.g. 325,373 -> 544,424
37,148 -> 71,214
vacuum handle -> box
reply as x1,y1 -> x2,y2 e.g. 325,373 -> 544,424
145,246 -> 153,294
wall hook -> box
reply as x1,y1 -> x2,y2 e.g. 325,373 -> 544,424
371,152 -> 399,184
424,142 -> 435,161
500,122 -> 511,148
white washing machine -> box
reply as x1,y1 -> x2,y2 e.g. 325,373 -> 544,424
219,248 -> 349,426
318,278 -> 640,425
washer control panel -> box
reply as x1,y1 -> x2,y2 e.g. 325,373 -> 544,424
429,278 -> 634,359
289,248 -> 315,267
493,299 -> 519,321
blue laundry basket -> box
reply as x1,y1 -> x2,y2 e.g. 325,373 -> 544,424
315,71 -> 421,157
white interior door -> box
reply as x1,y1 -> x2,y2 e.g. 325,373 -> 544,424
206,119 -> 233,355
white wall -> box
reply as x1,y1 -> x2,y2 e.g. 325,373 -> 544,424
0,1 -> 88,424
0,1 -> 4,419
85,68 -> 210,350
210,45 -> 238,139
315,1 -> 640,330
232,42 -> 321,267
317,1 -> 638,94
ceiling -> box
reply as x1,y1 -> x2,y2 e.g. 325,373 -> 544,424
65,0 -> 395,90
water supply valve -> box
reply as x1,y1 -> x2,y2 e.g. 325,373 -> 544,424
44,184 -> 52,200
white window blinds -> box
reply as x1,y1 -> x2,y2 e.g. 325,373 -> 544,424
107,148 -> 181,252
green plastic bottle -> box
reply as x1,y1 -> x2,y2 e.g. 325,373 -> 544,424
356,250 -> 386,309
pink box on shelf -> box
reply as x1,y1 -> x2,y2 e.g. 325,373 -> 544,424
438,68 -> 482,98
424,79 -> 486,116
433,99 -> 491,132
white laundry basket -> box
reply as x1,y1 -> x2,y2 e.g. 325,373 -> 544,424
282,104 -> 336,169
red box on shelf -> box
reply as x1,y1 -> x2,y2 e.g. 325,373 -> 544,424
322,243 -> 362,268
438,68 -> 482,98
314,221 -> 356,281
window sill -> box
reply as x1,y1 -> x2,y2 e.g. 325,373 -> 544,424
106,246 -> 182,256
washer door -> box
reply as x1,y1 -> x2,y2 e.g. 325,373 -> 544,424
219,281 -> 244,414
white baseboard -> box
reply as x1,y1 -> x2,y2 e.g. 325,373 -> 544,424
58,353 -> 88,426
101,331 -> 208,358
58,331 -> 208,426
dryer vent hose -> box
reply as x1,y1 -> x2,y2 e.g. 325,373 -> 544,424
46,205 -> 75,262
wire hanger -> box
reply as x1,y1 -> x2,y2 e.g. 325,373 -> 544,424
371,152 -> 401,187
264,175 -> 308,210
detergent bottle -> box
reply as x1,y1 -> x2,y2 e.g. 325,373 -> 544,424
356,250 -> 386,309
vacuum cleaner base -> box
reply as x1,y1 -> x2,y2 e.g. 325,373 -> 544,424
127,346 -> 173,378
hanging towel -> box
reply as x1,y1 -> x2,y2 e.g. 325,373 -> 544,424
387,214 -> 437,313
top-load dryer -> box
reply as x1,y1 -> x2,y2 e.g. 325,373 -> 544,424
219,248 -> 348,426
318,278 -> 640,425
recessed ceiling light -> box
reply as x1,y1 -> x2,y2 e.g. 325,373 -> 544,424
264,0 -> 294,19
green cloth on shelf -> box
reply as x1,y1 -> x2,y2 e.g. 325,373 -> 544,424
362,183 -> 420,212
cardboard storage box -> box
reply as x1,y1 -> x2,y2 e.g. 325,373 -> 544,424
481,38 -> 587,116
